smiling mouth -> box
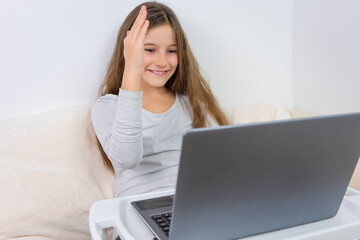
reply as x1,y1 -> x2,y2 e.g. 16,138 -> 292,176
147,70 -> 169,76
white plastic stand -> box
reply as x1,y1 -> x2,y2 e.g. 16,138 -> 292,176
89,188 -> 360,240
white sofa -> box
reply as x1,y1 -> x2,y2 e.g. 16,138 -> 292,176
1,104 -> 359,240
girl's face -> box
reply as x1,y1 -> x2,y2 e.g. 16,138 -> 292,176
141,24 -> 178,90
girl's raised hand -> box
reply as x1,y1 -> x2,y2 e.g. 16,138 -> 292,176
122,5 -> 149,91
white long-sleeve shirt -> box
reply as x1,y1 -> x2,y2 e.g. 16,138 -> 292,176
91,89 -> 193,197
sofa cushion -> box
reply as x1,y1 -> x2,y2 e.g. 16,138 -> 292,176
231,103 -> 292,124
0,106 -> 114,240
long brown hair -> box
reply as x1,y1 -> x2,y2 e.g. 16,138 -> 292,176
96,1 -> 229,172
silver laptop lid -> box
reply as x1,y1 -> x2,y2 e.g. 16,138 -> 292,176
169,112 -> 360,240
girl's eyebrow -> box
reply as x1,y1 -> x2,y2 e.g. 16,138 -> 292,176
144,43 -> 177,47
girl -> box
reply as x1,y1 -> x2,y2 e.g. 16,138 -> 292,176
91,1 -> 229,199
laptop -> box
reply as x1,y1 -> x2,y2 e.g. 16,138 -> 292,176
131,112 -> 360,240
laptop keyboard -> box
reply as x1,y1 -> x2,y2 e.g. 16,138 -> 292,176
151,212 -> 172,236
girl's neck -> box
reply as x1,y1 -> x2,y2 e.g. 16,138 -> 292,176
139,79 -> 176,113
141,87 -> 176,114
142,86 -> 169,98
140,80 -> 167,95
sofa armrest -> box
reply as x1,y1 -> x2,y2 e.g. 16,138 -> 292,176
0,105 -> 115,240
350,159 -> 360,191
288,110 -> 319,119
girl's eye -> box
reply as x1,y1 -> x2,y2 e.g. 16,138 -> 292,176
168,49 -> 177,53
145,48 -> 155,53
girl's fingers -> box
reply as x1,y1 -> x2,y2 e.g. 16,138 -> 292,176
128,5 -> 147,39
137,20 -> 149,42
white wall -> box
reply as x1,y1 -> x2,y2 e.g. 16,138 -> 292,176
293,0 -> 360,114
176,0 -> 293,110
0,0 -> 293,120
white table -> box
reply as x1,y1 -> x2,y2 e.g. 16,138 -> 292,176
89,188 -> 360,240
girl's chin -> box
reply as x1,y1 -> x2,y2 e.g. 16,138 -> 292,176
141,79 -> 168,89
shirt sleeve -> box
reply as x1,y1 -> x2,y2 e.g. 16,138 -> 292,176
91,89 -> 143,169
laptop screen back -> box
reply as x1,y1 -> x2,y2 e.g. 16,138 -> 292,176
169,113 -> 360,240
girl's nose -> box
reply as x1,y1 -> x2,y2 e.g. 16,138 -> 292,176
154,54 -> 167,68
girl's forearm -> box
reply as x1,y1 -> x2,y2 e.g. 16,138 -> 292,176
121,68 -> 141,91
